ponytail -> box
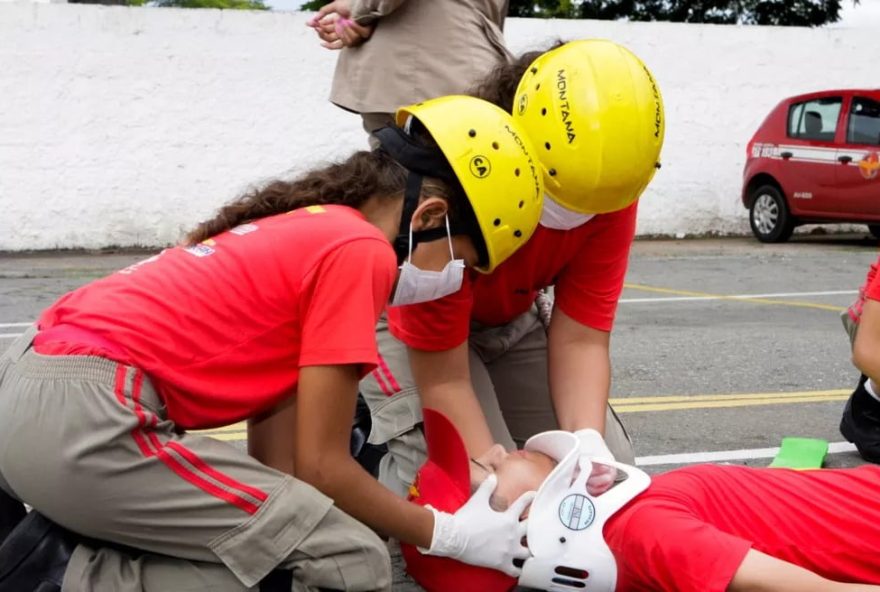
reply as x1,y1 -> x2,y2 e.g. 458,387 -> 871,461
185,150 -> 408,244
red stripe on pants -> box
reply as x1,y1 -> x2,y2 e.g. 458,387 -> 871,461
114,365 -> 265,514
166,441 -> 268,503
372,369 -> 392,396
377,354 -> 401,393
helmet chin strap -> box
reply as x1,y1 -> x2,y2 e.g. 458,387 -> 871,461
374,125 -> 487,267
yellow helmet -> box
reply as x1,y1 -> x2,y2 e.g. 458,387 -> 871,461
394,96 -> 544,273
513,39 -> 665,214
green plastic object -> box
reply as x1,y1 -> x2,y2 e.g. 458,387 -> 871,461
769,437 -> 829,469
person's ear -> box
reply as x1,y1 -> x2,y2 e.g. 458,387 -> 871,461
410,196 -> 448,231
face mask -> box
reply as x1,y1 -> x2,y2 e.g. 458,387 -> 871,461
539,194 -> 595,230
390,216 -> 465,307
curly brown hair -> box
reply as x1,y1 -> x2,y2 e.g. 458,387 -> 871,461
470,40 -> 566,113
185,148 -> 454,245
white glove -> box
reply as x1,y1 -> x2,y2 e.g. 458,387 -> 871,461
575,428 -> 617,496
421,474 -> 535,577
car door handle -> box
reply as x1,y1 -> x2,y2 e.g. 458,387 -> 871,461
780,151 -> 793,159
839,155 -> 853,164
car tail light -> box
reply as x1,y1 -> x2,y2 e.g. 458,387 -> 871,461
746,139 -> 755,159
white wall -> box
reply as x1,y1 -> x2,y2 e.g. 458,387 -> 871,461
1,3 -> 878,250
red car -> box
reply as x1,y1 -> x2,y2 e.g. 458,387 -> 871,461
742,89 -> 880,242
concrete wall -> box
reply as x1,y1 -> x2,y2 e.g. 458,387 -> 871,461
1,3 -> 877,250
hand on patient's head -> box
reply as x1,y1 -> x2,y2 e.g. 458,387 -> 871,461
469,444 -> 507,491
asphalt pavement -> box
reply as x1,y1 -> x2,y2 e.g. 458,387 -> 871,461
2,231 -> 878,473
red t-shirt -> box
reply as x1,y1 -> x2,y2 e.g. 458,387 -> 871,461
35,205 -> 397,430
605,464 -> 880,592
388,204 -> 637,351
856,255 -> 880,320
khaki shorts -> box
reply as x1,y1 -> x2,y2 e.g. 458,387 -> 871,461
0,328 -> 390,592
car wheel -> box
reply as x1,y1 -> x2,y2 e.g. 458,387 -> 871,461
868,225 -> 880,239
749,185 -> 795,243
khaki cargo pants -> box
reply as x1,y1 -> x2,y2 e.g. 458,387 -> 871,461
0,328 -> 390,592
360,306 -> 634,498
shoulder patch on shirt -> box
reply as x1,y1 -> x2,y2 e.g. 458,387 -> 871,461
229,223 -> 259,236
184,244 -> 215,257
305,205 -> 326,214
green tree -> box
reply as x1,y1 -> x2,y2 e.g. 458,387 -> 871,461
71,0 -> 268,9
507,0 -> 858,26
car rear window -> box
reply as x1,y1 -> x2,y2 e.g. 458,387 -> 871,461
788,97 -> 842,142
847,97 -> 880,146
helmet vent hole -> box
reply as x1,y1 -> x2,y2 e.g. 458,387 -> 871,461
541,107 -> 547,116
545,142 -> 551,150
492,141 -> 499,150
493,218 -> 501,227
514,230 -> 522,238
468,129 -> 477,138
530,67 -> 538,74
518,200 -> 524,209
535,83 -> 541,91
549,168 -> 557,176
555,566 -> 589,580
514,168 -> 520,177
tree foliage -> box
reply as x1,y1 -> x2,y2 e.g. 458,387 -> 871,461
507,0 -> 858,26
70,0 -> 268,9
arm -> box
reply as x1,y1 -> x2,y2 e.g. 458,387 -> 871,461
293,363 -> 435,547
728,549 -> 880,592
409,341 -> 496,457
550,205 -> 637,434
546,307 -> 611,433
251,364 -> 533,575
853,298 -> 880,381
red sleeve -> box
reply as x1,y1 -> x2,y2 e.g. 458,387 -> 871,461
863,256 -> 880,302
299,238 -> 397,376
386,275 -> 474,351
554,203 -> 637,332
605,496 -> 751,592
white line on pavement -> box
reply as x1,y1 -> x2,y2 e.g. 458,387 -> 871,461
620,290 -> 857,304
636,441 -> 857,466
0,334 -> 23,339
0,323 -> 32,328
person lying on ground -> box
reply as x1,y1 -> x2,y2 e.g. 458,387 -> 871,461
404,408 -> 880,592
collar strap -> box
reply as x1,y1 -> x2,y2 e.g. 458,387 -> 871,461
374,125 -> 458,184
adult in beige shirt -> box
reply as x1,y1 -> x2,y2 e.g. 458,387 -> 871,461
309,0 -> 511,146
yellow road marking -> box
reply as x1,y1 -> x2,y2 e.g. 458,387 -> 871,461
624,283 -> 846,312
611,389 -> 850,405
200,431 -> 247,442
193,389 -> 853,441
613,394 -> 848,413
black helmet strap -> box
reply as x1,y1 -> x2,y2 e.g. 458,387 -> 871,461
374,125 -> 486,266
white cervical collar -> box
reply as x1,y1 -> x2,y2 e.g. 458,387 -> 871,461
518,431 -> 651,592
539,194 -> 596,230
